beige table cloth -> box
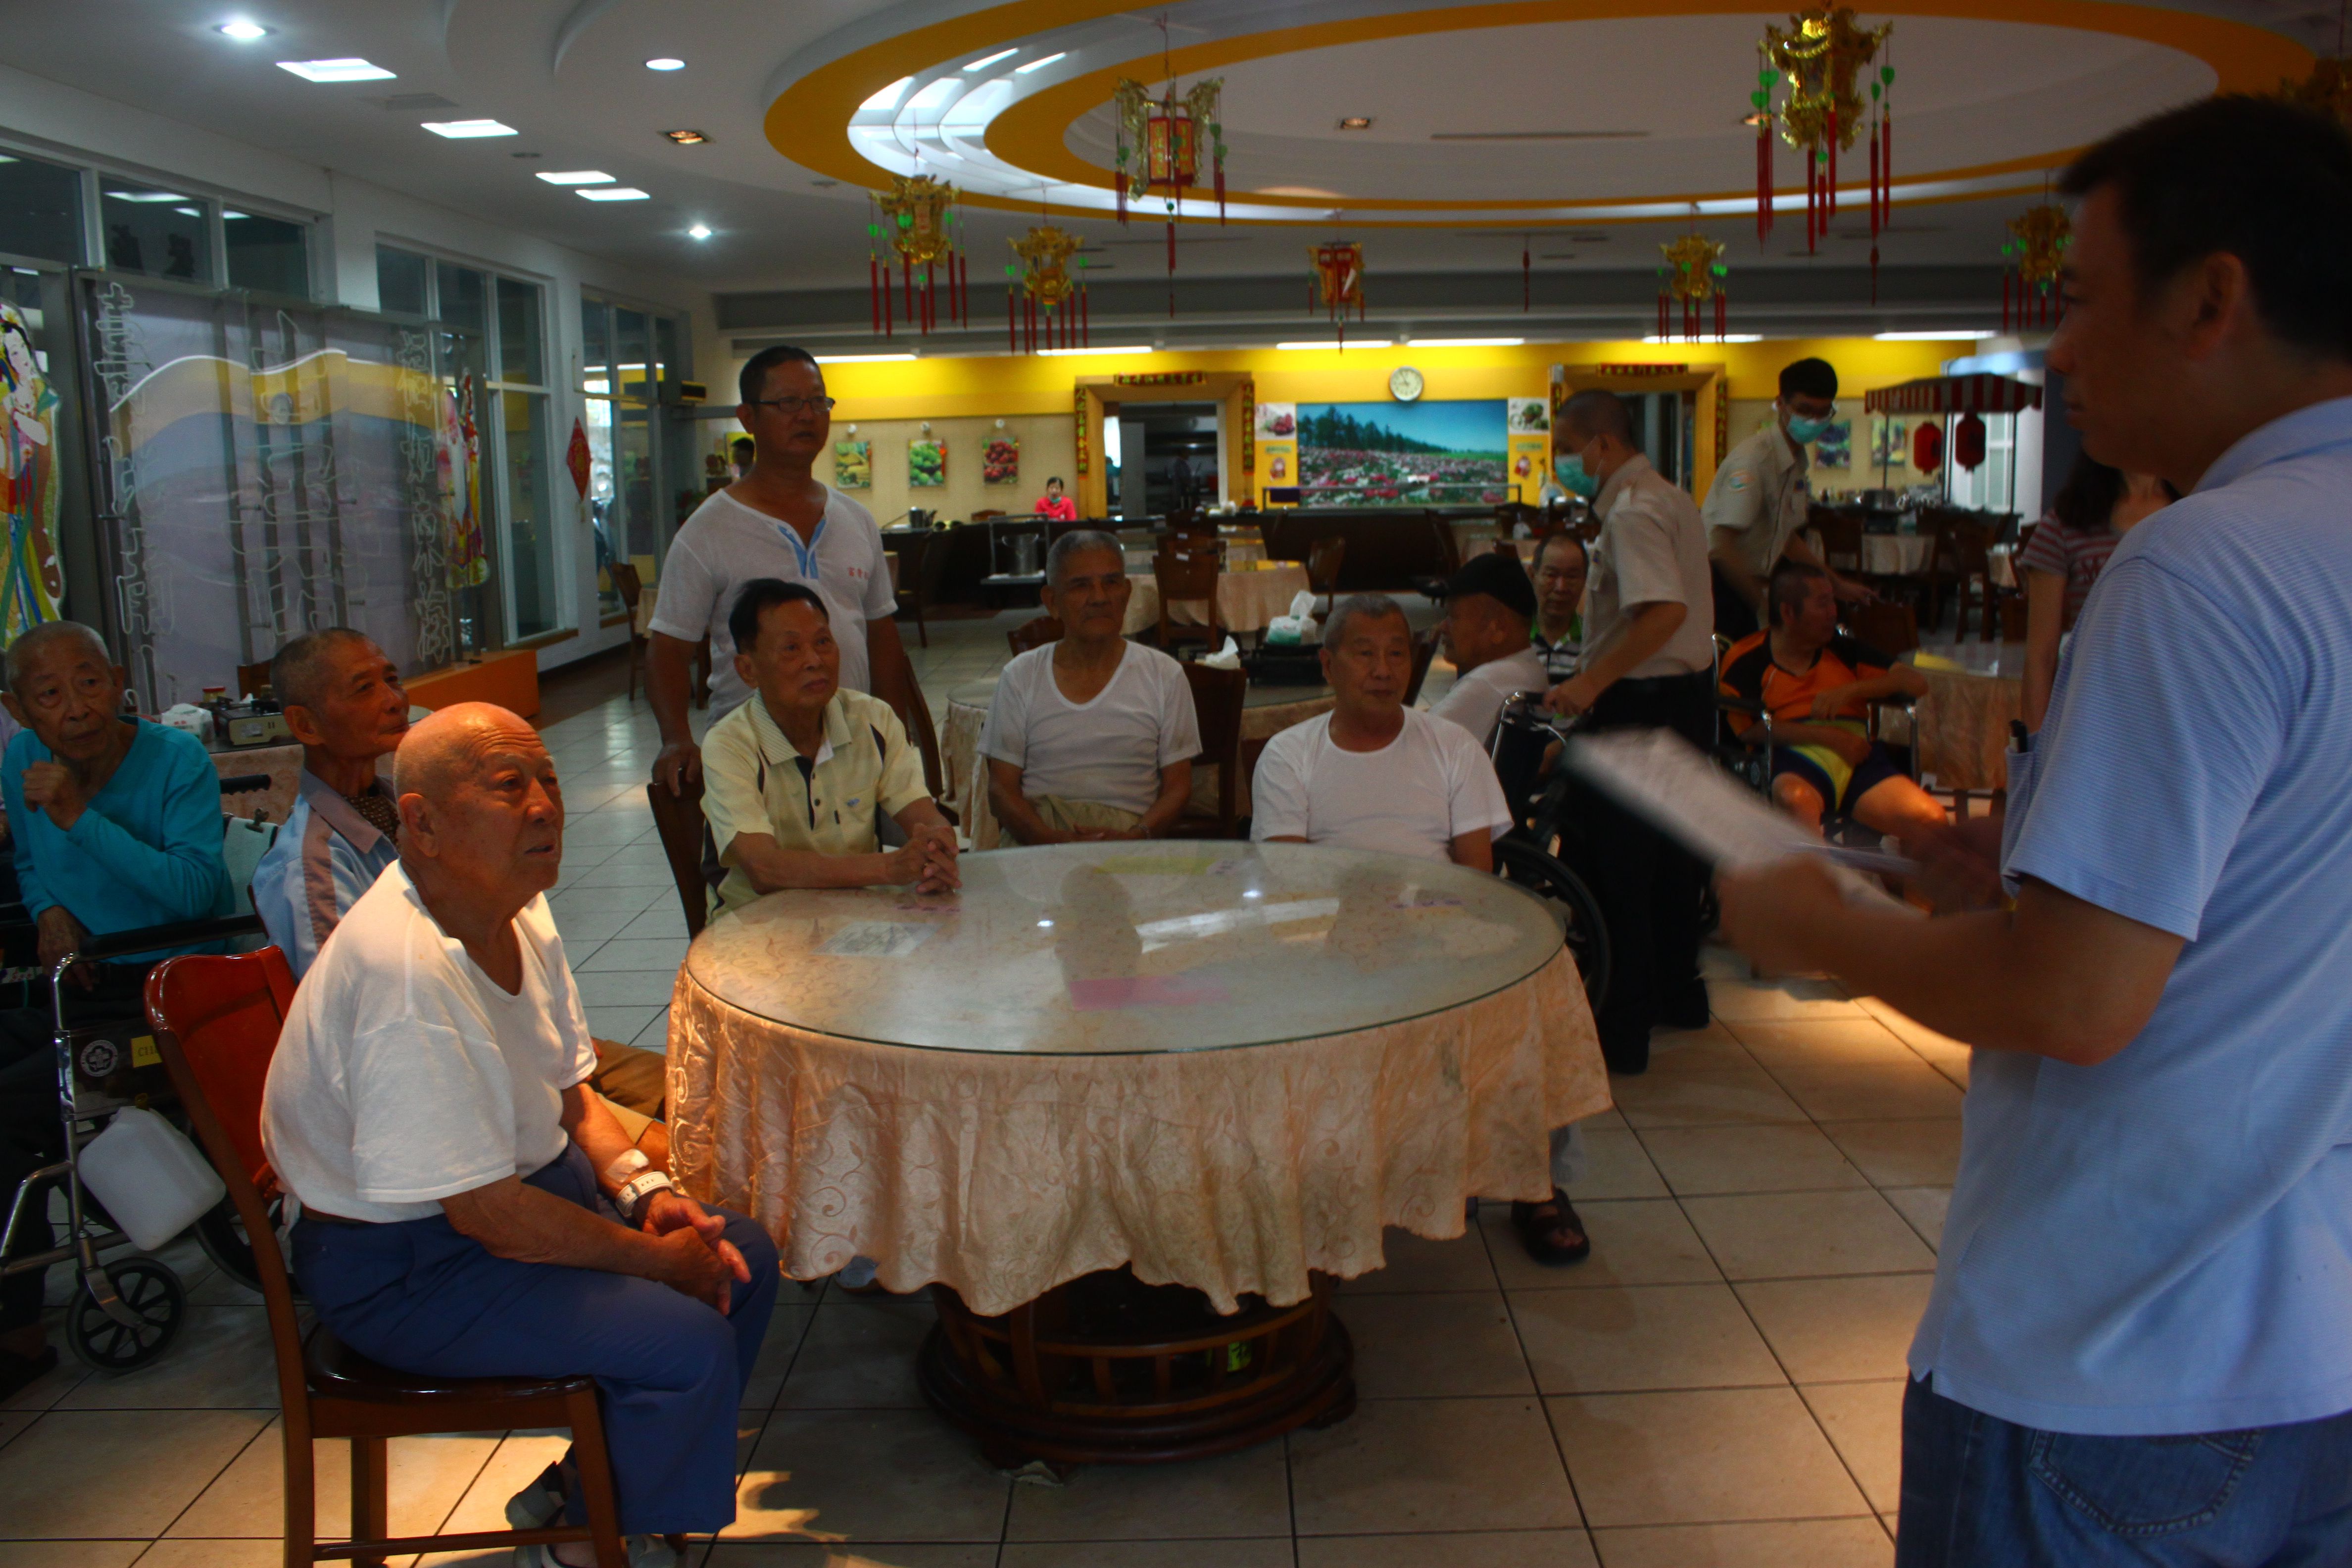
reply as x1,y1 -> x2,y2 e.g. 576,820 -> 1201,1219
1124,565 -> 1312,638
1913,660 -> 2024,792
668,841 -> 1611,1315
1860,534 -> 1936,575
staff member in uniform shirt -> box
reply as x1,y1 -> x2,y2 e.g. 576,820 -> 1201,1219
1545,390 -> 1719,1074
646,345 -> 916,794
1703,357 -> 1872,637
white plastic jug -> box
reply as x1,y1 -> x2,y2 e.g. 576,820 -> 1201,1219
79,1107 -> 226,1252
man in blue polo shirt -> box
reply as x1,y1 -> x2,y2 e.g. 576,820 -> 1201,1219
1717,98 -> 2352,1564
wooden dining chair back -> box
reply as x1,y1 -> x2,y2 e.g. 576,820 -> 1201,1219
646,774 -> 712,940
900,673 -> 958,819
144,950 -> 626,1568
1007,616 -> 1065,657
901,528 -> 956,649
1305,536 -> 1346,616
1169,661 -> 1247,837
1809,508 -> 1866,579
1843,600 -> 1920,655
1153,546 -> 1224,655
606,562 -> 647,702
1946,517 -> 2009,640
1404,628 -> 1441,707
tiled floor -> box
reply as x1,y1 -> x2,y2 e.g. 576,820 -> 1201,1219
0,608 -> 1966,1568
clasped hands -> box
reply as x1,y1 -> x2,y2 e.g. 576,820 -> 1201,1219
885,821 -> 961,894
638,1189 -> 752,1312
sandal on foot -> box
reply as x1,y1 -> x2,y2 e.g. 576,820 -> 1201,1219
1510,1187 -> 1592,1266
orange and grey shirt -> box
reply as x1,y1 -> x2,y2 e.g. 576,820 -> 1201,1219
1718,632 -> 1892,735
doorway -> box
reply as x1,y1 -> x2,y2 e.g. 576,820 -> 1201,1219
1116,401 -> 1220,519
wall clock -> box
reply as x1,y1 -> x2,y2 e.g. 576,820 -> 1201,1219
1388,365 -> 1424,402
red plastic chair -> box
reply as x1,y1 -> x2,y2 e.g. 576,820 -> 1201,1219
146,949 -> 625,1568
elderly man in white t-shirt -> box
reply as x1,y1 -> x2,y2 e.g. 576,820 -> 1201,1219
985,531 -> 1201,843
264,704 -> 778,1566
646,345 -> 914,794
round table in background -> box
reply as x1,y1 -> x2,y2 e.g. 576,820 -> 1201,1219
1910,649 -> 2025,793
667,841 -> 1609,1467
940,677 -> 1337,849
1123,565 -> 1312,640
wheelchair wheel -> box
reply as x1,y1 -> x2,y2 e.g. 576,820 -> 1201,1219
1493,837 -> 1612,1019
67,1258 -> 185,1372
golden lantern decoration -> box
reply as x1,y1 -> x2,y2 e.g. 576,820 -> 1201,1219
1007,224 -> 1088,354
1114,32 -> 1226,316
1657,229 -> 1728,343
2276,0 -> 2352,127
1308,241 -> 1367,348
2001,202 -> 2070,331
869,175 -> 966,338
1753,6 -> 1893,281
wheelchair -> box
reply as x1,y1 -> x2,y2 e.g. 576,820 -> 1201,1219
1485,694 -> 1613,1018
0,769 -> 279,1371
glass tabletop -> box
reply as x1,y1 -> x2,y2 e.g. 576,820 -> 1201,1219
945,677 -> 1331,711
684,840 -> 1565,1056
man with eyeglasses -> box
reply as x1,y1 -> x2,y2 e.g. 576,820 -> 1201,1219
646,346 -> 916,793
1702,356 -> 1872,638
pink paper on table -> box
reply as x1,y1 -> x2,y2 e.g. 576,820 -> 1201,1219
1067,975 -> 1231,1011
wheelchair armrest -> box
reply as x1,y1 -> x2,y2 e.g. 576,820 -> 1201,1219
70,913 -> 265,965
1716,695 -> 1767,717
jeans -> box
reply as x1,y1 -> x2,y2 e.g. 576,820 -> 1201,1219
292,1144 -> 780,1536
1898,1376 -> 2352,1567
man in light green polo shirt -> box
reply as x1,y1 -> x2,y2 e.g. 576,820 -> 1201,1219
699,579 -> 958,915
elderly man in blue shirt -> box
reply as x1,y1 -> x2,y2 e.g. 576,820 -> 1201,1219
1719,98 -> 2352,1565
0,620 -> 231,1397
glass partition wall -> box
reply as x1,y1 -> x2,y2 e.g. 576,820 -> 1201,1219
579,294 -> 689,620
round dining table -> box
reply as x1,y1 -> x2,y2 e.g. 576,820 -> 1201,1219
666,840 -> 1610,1467
1122,563 -> 1312,640
939,677 -> 1338,849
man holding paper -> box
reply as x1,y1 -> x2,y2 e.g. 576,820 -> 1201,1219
1718,98 -> 2352,1565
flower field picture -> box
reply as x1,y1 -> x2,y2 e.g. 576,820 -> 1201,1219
1295,401 -> 1509,505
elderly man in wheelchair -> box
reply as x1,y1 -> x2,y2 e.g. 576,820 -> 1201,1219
0,621 -> 238,1397
1718,562 -> 1944,840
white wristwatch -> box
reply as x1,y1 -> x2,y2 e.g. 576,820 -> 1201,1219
614,1169 -> 675,1222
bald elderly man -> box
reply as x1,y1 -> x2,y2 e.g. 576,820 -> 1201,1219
263,704 -> 778,1563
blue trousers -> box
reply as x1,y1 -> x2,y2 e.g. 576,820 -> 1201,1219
291,1144 -> 780,1537
1898,1376 -> 2352,1567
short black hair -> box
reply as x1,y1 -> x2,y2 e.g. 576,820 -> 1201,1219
737,345 -> 821,407
1768,559 -> 1829,626
1559,388 -> 1634,443
1045,475 -> 1064,487
2062,96 -> 2352,362
272,627 -> 381,711
1779,358 -> 1838,401
1532,530 -> 1588,574
729,579 -> 829,654
730,436 -> 755,455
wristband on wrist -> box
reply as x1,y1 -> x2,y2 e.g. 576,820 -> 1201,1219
601,1147 -> 651,1187
614,1170 -> 675,1222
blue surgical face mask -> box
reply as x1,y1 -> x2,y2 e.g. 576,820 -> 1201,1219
1785,408 -> 1834,445
1556,449 -> 1601,499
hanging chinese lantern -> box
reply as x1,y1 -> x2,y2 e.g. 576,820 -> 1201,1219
2000,201 -> 2069,332
1657,228 -> 1728,343
1007,224 -> 1087,355
1952,412 -> 1987,472
1308,242 -> 1366,348
869,175 -> 966,339
1114,65 -> 1225,317
1755,6 -> 1892,289
1911,419 -> 1943,476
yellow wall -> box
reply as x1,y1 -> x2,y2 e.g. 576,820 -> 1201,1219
809,414 -> 1076,525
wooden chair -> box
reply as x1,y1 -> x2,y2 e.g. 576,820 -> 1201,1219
901,670 -> 958,816
898,529 -> 956,650
1404,628 -> 1441,707
1946,517 -> 2014,641
1167,662 -> 1247,838
606,561 -> 648,702
646,776 -> 711,939
237,661 -> 274,699
143,950 -> 626,1568
1153,546 -> 1223,656
1007,616 -> 1064,657
1843,600 -> 1920,655
1810,507 -> 1866,580
1305,536 -> 1346,618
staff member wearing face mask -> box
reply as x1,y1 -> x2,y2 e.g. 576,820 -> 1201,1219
1702,357 -> 1873,638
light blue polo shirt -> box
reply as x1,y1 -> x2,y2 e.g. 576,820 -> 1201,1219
1909,396 -> 2352,1436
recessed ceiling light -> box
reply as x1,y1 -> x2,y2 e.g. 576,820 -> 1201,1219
1013,52 -> 1067,74
172,206 -> 202,217
578,187 -> 650,201
1038,345 -> 1154,357
1874,329 -> 1999,341
277,57 -> 396,82
1337,116 -> 1373,131
687,223 -> 712,240
536,170 -> 614,185
1277,340 -> 1392,350
223,210 -> 248,219
422,119 -> 517,138
644,57 -> 685,71
963,49 -> 1018,72
662,129 -> 709,145
216,19 -> 269,41
105,190 -> 189,202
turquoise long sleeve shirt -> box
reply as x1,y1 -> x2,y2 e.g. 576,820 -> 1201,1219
3,718 -> 231,958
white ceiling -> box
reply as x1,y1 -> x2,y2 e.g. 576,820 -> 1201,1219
0,0 -> 2327,294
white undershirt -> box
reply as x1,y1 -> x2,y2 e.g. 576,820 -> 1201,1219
1249,708 -> 1513,864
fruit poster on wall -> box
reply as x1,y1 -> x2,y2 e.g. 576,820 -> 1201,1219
909,437 -> 946,488
833,439 -> 872,489
983,435 -> 1020,485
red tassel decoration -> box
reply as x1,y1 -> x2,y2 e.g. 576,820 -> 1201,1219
1008,285 -> 1016,354
1827,108 -> 1838,221
1215,162 -> 1225,225
1805,157 -> 1816,253
1715,289 -> 1727,342
1757,124 -> 1771,247
1658,290 -> 1668,340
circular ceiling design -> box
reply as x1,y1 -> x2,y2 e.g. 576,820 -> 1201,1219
765,0 -> 2307,225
